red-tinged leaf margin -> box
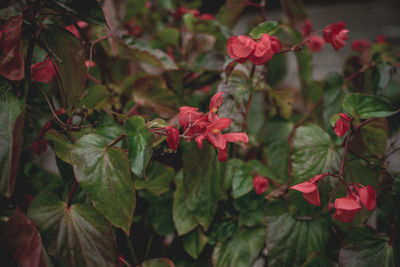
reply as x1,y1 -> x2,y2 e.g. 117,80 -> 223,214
1,208 -> 47,267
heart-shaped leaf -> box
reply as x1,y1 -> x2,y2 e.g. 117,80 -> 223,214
71,133 -> 135,233
182,227 -> 208,259
342,93 -> 397,119
28,192 -> 118,266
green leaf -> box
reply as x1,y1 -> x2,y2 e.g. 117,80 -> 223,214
360,119 -> 388,157
156,28 -> 180,47
125,116 -> 154,178
301,252 -> 333,267
212,227 -> 265,267
141,258 -> 175,267
145,192 -> 175,235
0,86 -> 25,197
323,72 -> 346,131
226,159 -> 253,199
44,0 -> 107,26
135,162 -> 174,195
44,129 -> 72,164
71,133 -> 135,233
339,226 -> 396,267
374,62 -> 392,92
207,220 -> 238,246
233,192 -> 265,227
118,41 -> 178,71
342,93 -> 397,119
267,53 -> 287,87
261,119 -> 293,182
292,124 -> 340,184
80,85 -> 109,109
246,159 -> 280,182
183,143 -> 224,231
249,21 -> 280,39
38,25 -> 86,112
182,228 -> 208,259
173,171 -> 198,236
28,192 -> 118,266
93,111 -> 124,144
266,200 -> 331,266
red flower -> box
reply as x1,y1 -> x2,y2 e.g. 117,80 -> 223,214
174,7 -> 200,21
289,174 -> 327,206
208,91 -> 224,121
323,22 -> 349,51
178,106 -> 203,129
65,21 -> 88,38
351,39 -> 371,53
217,133 -> 249,161
31,57 -> 57,83
85,60 -> 95,68
306,35 -> 325,52
375,34 -> 386,44
165,126 -> 180,151
227,35 -> 256,63
253,175 -> 269,195
334,113 -> 351,137
354,184 -> 376,211
249,34 -> 280,65
205,118 -> 231,150
334,194 -> 362,223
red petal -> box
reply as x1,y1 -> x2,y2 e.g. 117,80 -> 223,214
270,36 -> 281,53
224,133 -> 249,143
231,35 -> 256,59
209,91 -> 224,111
334,117 -> 349,137
306,35 -> 325,52
166,126 -> 180,151
334,208 -> 359,223
303,190 -> 321,206
290,181 -> 317,193
334,197 -> 362,211
218,147 -> 228,161
356,185 -> 376,211
209,118 -> 231,130
206,131 -> 227,150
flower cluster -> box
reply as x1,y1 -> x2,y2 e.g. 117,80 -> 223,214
65,21 -> 88,38
322,22 -> 349,51
290,174 -> 376,223
227,33 -> 281,65
153,92 -> 249,161
351,39 -> 371,54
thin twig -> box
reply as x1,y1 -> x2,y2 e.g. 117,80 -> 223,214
107,134 -> 126,148
66,180 -> 78,207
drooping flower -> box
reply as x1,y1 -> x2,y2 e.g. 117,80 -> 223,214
334,113 -> 352,137
289,174 -> 328,206
31,57 -> 57,83
253,175 -> 269,195
165,126 -> 180,151
204,118 -> 231,150
354,184 -> 376,211
323,22 -> 349,51
227,35 -> 256,63
178,106 -> 203,129
249,34 -> 280,65
351,39 -> 371,53
334,194 -> 362,223
208,91 -> 224,121
302,19 -> 312,37
306,35 -> 325,52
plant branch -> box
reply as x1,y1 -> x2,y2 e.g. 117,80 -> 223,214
66,179 -> 78,207
107,134 -> 126,148
339,130 -> 352,177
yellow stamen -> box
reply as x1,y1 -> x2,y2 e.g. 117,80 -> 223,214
211,107 -> 217,113
212,128 -> 219,134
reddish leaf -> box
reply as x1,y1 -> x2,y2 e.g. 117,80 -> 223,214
0,15 -> 24,80
1,208 -> 46,267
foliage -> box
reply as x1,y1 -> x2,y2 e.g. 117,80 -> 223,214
0,0 -> 399,266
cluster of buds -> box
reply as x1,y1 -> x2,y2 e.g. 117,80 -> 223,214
227,33 -> 281,65
152,92 -> 249,161
333,113 -> 352,137
173,7 -> 214,21
290,174 -> 376,223
253,175 -> 269,195
31,56 -> 57,83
